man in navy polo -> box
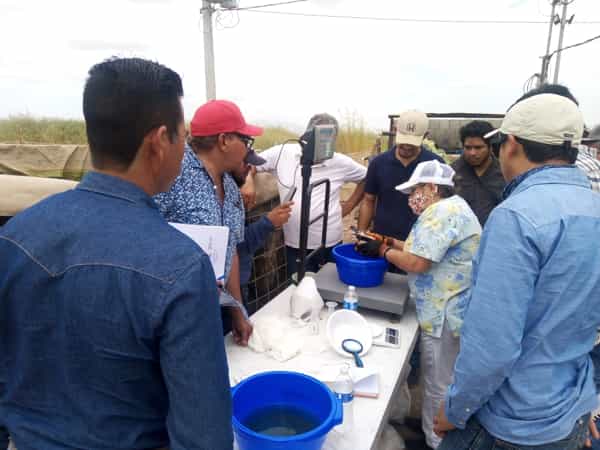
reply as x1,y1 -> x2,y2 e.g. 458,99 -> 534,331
358,110 -> 444,245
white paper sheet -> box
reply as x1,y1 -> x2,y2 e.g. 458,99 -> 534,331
169,223 -> 229,280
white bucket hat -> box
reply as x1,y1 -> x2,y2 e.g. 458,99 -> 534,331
395,160 -> 455,194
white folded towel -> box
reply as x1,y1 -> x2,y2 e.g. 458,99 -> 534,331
248,315 -> 302,362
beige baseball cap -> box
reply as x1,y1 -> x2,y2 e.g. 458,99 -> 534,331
395,110 -> 429,147
485,93 -> 584,146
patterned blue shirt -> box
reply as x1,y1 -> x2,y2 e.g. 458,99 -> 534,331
154,146 -> 245,283
404,195 -> 481,338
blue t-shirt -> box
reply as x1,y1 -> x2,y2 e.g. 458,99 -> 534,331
365,147 -> 444,240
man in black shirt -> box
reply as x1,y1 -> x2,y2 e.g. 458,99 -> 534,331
452,120 -> 505,226
358,110 -> 444,241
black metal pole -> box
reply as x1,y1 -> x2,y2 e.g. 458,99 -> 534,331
296,163 -> 312,283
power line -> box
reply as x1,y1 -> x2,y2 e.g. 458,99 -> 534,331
550,32 -> 600,56
526,32 -> 600,90
237,8 -> 600,24
236,0 -> 307,10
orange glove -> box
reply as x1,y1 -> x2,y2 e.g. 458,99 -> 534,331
363,230 -> 394,247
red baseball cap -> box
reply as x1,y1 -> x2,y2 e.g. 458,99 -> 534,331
190,100 -> 263,137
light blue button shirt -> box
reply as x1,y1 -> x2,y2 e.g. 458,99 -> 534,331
445,165 -> 600,445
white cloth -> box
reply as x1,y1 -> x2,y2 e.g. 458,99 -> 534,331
247,315 -> 302,362
257,143 -> 367,248
419,320 -> 460,449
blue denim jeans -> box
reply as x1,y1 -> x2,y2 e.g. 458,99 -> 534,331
439,414 -> 589,450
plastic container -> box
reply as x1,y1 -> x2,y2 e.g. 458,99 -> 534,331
232,371 -> 343,450
333,364 -> 355,434
343,285 -> 358,310
332,243 -> 387,288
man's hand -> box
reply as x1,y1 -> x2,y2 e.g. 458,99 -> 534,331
240,182 -> 256,210
585,415 -> 600,447
230,308 -> 253,346
267,201 -> 293,228
341,201 -> 354,218
355,239 -> 384,258
433,402 -> 456,439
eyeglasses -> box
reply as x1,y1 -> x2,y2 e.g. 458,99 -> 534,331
229,133 -> 254,150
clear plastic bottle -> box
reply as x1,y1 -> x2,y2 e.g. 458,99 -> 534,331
343,285 -> 358,311
333,364 -> 355,433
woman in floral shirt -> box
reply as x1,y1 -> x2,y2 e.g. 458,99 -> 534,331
357,160 -> 482,449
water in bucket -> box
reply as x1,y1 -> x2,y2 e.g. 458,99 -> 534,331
243,404 -> 320,437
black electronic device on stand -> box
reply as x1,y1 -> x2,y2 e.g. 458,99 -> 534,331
295,124 -> 336,283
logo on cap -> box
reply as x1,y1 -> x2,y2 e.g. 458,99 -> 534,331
406,123 -> 416,133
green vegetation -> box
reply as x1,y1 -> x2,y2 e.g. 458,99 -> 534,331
0,115 -> 88,145
0,114 -> 381,156
254,126 -> 298,151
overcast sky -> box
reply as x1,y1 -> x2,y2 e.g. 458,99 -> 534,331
1,0 -> 599,132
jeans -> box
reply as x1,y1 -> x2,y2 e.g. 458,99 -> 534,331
439,414 -> 589,450
285,243 -> 340,278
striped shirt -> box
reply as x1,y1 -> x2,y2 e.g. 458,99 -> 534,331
576,145 -> 600,193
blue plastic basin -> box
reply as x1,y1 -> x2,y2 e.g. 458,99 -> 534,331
232,371 -> 343,450
333,243 -> 388,288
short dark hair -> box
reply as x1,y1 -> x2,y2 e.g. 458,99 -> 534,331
459,120 -> 495,146
438,185 -> 455,198
188,135 -> 219,152
513,83 -> 579,108
83,57 -> 184,169
507,83 -> 579,164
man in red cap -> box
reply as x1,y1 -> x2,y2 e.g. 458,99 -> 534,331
154,100 -> 264,345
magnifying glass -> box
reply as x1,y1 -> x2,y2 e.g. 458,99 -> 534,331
342,338 -> 364,368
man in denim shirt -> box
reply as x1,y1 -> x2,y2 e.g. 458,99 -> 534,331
0,58 -> 232,450
434,90 -> 600,449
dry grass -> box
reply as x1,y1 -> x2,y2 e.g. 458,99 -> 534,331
0,114 -> 383,156
0,115 -> 87,144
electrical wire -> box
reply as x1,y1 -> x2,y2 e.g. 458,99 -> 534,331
238,8 -> 600,24
549,32 -> 600,56
215,8 -> 240,29
273,139 -> 301,189
236,0 -> 307,10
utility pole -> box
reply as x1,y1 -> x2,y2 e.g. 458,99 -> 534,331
201,0 -> 217,100
553,0 -> 572,84
539,0 -> 559,85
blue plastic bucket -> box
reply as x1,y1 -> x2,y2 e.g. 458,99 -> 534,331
333,243 -> 388,288
231,371 -> 343,450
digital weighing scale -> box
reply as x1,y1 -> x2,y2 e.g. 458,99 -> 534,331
314,263 -> 410,319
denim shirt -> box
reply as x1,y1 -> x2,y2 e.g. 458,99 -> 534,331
154,147 -> 245,283
0,172 -> 232,450
445,166 -> 600,445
